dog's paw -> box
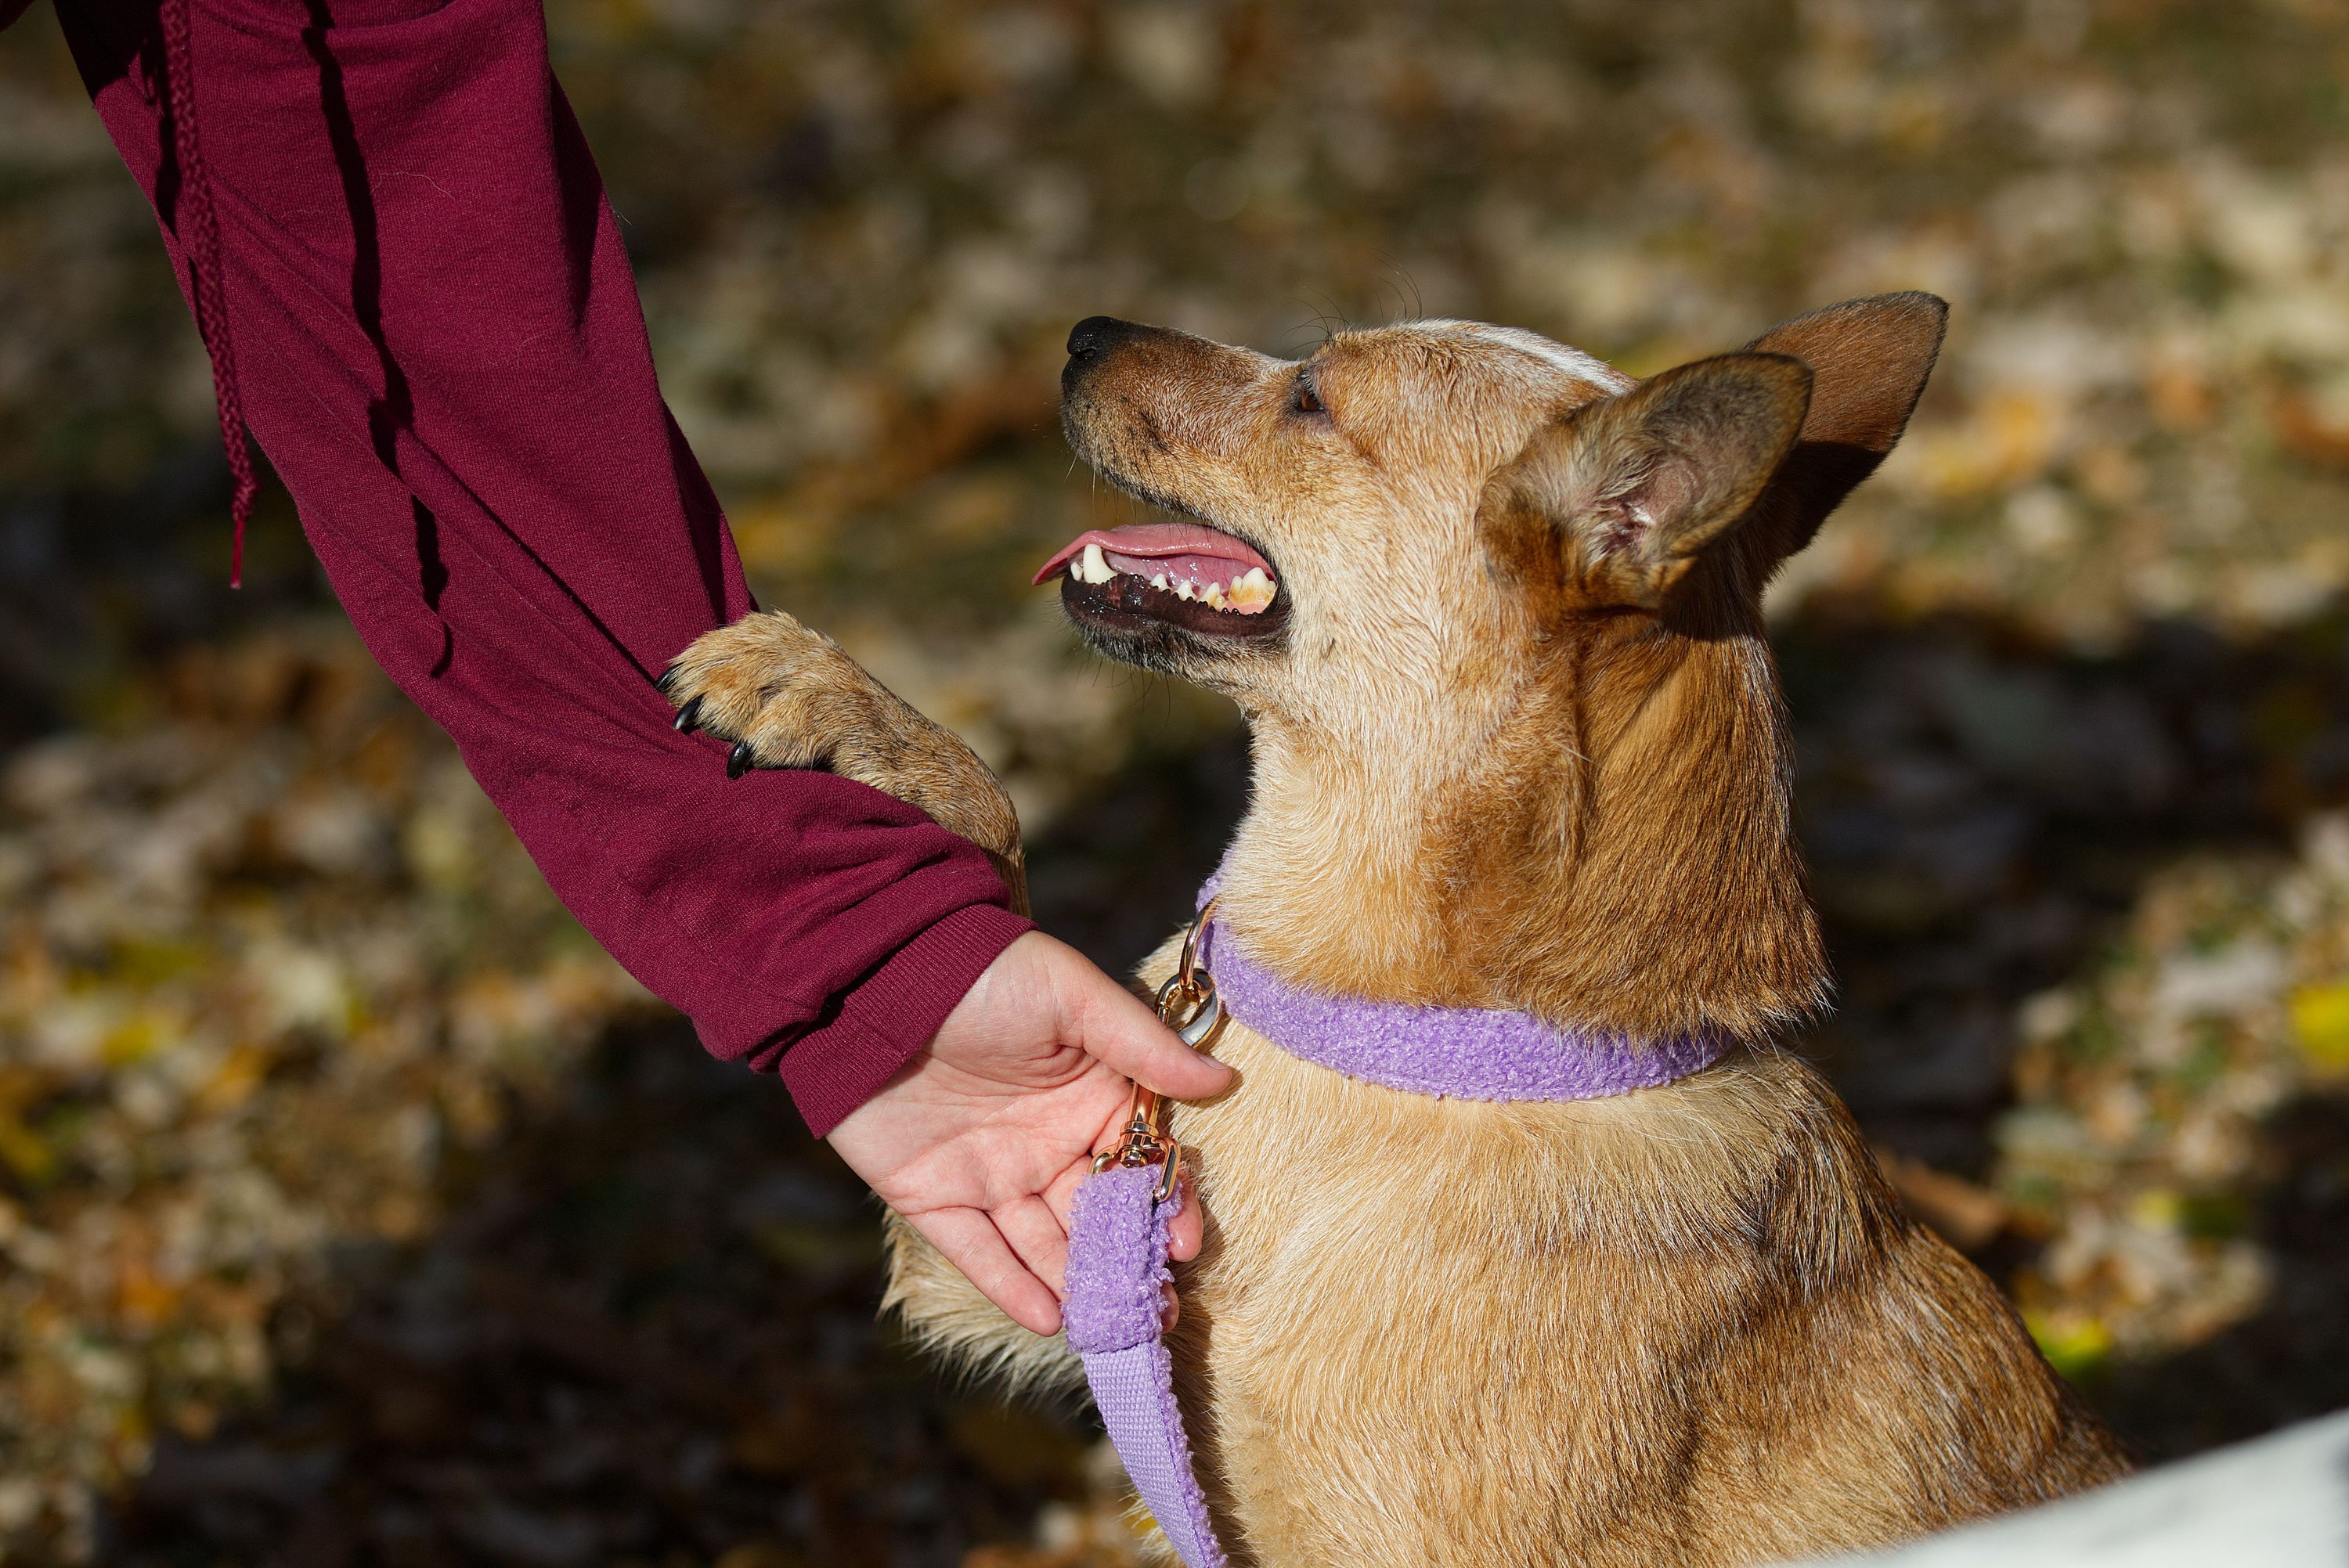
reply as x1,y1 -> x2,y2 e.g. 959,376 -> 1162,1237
662,611 -> 1026,907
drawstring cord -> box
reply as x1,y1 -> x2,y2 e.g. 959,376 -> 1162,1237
158,0 -> 258,587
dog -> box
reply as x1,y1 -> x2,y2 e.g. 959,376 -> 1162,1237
662,294 -> 2130,1566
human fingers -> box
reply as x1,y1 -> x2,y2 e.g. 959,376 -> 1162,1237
1052,943 -> 1233,1101
1166,1175 -> 1205,1262
993,1191 -> 1072,1296
1044,1119 -> 1205,1263
907,1206 -> 1063,1336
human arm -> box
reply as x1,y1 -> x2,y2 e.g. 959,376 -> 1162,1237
49,0 -> 1027,1131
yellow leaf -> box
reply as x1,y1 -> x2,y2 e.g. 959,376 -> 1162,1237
117,1264 -> 178,1329
2289,982 -> 2349,1073
2025,1311 -> 2113,1381
2128,1188 -> 2184,1231
193,1044 -> 269,1114
101,1007 -> 179,1069
0,1116 -> 53,1184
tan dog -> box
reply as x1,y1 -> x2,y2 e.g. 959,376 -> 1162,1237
664,294 -> 2129,1566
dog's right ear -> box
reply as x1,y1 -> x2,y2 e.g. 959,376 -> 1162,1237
1477,352 -> 1813,612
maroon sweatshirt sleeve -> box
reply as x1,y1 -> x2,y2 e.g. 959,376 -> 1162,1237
45,0 -> 1034,1134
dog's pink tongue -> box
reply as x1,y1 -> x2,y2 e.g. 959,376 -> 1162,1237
1034,522 -> 1274,589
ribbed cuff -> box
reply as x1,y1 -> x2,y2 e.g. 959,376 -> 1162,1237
770,902 -> 1034,1137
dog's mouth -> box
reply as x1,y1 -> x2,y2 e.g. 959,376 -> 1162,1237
1033,521 -> 1286,640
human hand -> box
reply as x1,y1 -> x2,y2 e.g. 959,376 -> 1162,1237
824,930 -> 1232,1335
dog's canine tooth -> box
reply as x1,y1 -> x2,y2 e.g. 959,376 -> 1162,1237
1079,542 -> 1114,585
1229,567 -> 1276,611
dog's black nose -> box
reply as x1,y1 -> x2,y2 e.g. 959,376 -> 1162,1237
1067,315 -> 1146,360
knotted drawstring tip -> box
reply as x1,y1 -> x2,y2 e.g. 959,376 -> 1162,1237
226,477 -> 255,589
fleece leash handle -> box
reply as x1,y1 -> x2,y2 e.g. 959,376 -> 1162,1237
1065,904 -> 1231,1568
1066,1164 -> 1229,1568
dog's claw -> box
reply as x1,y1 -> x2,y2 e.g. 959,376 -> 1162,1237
673,695 -> 703,734
656,662 -> 680,695
727,739 -> 755,779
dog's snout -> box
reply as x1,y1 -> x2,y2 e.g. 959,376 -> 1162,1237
1064,316 -> 1157,400
1066,315 -> 1147,361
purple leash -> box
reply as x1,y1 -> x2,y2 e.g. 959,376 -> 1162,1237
1061,888 -> 1730,1566
1066,1164 -> 1228,1568
1066,902 -> 1231,1568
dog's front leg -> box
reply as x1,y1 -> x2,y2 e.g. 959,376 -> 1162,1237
660,611 -> 1076,1394
661,609 -> 1027,911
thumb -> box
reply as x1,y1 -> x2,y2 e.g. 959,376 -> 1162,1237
1052,942 -> 1233,1101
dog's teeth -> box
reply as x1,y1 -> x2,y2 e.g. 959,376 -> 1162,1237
1228,567 -> 1276,611
1175,581 -> 1195,600
1152,574 -> 1168,591
1079,543 -> 1113,585
1203,582 -> 1227,608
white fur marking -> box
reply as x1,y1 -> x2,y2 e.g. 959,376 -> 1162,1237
1416,320 -> 1634,393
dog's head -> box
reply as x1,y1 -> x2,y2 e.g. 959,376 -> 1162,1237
1045,296 -> 1941,707
1041,297 -> 1945,1033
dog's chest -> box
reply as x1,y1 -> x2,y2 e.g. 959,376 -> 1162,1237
1155,1009 -> 1742,1566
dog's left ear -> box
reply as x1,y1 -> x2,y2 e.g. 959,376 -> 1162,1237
1736,290 -> 1948,565
1478,351 -> 1814,611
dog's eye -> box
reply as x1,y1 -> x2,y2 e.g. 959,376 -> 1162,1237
1292,377 -> 1325,416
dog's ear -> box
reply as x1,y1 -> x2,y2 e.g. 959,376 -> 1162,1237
1478,352 -> 1813,611
1737,290 -> 1948,564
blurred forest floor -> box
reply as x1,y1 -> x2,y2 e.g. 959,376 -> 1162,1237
5,0 -> 2349,1562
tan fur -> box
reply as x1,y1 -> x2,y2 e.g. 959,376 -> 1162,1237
664,610 -> 1028,910
673,294 -> 2128,1566
1134,996 -> 2120,1566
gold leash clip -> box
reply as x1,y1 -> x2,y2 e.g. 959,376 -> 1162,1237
1092,898 -> 1225,1203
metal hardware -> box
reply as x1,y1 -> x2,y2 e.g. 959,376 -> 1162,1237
1092,899 -> 1225,1203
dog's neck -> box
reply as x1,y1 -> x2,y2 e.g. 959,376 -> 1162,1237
1218,615 -> 1828,1045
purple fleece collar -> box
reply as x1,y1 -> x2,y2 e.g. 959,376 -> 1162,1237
1060,877 -> 1729,1568
1195,895 -> 1728,1101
